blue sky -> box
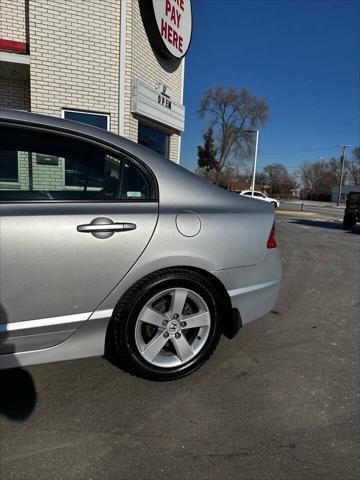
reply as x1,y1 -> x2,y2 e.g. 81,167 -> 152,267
180,0 -> 360,173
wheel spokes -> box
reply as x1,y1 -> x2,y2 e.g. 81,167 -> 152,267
170,289 -> 188,316
183,311 -> 211,329
135,287 -> 212,368
171,334 -> 194,363
141,331 -> 169,363
140,306 -> 166,327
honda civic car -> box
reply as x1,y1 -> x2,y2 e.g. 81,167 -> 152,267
0,109 -> 281,380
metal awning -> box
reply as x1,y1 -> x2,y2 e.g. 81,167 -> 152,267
0,51 -> 30,81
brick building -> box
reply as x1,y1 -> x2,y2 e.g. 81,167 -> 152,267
0,0 -> 189,170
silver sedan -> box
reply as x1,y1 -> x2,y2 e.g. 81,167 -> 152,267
0,110 -> 281,380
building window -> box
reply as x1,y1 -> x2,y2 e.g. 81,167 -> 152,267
0,150 -> 19,182
138,123 -> 169,158
63,110 -> 109,130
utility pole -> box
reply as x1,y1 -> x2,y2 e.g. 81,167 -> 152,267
250,130 -> 259,196
337,144 -> 352,206
243,130 -> 260,196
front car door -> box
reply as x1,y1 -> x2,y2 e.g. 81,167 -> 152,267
0,123 -> 158,353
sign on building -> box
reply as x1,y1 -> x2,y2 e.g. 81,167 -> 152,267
131,79 -> 185,132
140,0 -> 192,59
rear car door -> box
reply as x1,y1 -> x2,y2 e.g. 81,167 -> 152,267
0,124 -> 158,353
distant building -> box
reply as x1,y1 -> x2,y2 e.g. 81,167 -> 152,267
300,191 -> 332,202
228,181 -> 269,193
331,185 -> 360,203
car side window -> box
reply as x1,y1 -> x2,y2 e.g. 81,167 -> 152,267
243,192 -> 251,196
254,192 -> 263,197
0,126 -> 153,202
121,161 -> 150,200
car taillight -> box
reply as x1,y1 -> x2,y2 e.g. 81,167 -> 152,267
267,222 -> 277,249
346,193 -> 352,208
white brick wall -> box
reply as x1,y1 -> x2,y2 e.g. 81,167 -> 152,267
32,158 -> 65,190
0,0 -> 184,163
29,0 -> 121,132
18,153 -> 30,190
0,78 -> 30,110
0,0 -> 28,43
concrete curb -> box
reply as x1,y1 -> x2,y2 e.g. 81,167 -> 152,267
276,210 -> 341,221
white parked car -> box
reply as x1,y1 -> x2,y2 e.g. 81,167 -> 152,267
239,190 -> 280,208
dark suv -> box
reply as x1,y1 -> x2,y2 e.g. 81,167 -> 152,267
343,191 -> 360,229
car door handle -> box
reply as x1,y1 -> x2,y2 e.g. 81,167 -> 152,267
77,223 -> 136,233
77,217 -> 136,239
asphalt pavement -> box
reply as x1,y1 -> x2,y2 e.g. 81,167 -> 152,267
0,214 -> 359,480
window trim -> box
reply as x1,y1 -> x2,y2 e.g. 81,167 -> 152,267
61,109 -> 110,131
0,122 -> 159,204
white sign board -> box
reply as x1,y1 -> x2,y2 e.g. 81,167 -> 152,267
131,80 -> 185,132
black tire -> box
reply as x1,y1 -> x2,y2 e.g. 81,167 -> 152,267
343,213 -> 356,230
271,201 -> 278,208
107,268 -> 222,381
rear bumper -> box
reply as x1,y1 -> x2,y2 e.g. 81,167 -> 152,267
212,249 -> 281,327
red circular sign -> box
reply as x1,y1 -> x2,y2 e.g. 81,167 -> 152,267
140,0 -> 192,60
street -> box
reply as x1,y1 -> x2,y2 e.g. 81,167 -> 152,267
0,215 -> 359,480
279,201 -> 345,220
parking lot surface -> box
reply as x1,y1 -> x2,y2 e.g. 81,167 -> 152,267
0,215 -> 359,480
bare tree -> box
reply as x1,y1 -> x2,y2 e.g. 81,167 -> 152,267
195,163 -> 240,188
198,86 -> 269,184
263,163 -> 297,196
298,150 -> 360,197
348,147 -> 360,185
236,169 -> 268,186
297,160 -> 337,195
328,157 -> 343,183
298,161 -> 314,193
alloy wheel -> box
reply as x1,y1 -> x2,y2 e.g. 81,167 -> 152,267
134,287 -> 211,368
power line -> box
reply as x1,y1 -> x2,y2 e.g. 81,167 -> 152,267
258,157 -> 356,170
258,173 -> 355,178
266,166 -> 357,170
259,146 -> 338,156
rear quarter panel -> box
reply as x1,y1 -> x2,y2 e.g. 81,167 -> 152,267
95,161 -> 275,313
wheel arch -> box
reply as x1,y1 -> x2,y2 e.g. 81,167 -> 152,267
105,265 -> 239,359
180,266 -> 239,339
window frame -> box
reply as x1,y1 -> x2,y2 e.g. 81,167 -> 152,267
61,109 -> 110,131
0,122 -> 159,204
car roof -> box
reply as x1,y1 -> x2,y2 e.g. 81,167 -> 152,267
0,108 -> 161,166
